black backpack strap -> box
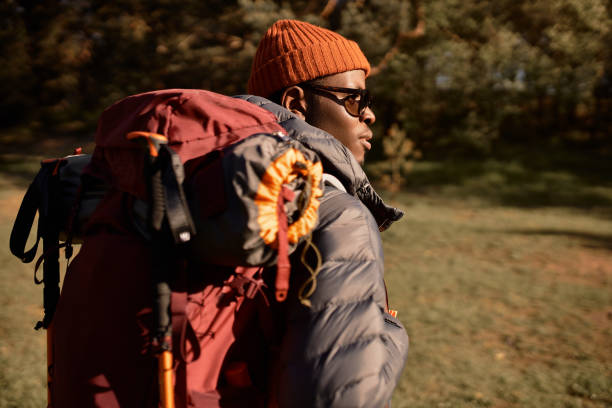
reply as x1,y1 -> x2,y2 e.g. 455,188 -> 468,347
9,160 -> 63,330
10,167 -> 49,263
160,145 -> 196,244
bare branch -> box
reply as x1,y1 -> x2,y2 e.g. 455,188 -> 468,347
440,27 -> 480,50
370,0 -> 425,76
295,0 -> 324,17
320,0 -> 339,19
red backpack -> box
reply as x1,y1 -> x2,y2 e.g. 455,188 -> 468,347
10,89 -> 323,407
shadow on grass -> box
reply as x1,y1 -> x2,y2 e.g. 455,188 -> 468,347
0,126 -> 96,188
371,147 -> 612,212
0,154 -> 43,188
506,229 -> 612,251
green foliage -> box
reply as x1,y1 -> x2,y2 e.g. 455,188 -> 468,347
379,123 -> 421,193
1,0 -> 610,153
0,1 -> 33,125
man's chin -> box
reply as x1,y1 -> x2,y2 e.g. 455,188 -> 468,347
348,148 -> 365,166
358,152 -> 366,166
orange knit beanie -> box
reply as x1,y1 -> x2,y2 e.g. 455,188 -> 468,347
248,19 -> 371,98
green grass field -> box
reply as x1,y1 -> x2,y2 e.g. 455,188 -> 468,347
385,194 -> 611,407
1,135 -> 610,407
1,185 -> 47,407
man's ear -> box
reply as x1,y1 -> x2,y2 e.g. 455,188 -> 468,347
280,86 -> 308,120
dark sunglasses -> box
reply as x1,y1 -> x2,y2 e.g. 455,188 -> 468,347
301,83 -> 372,117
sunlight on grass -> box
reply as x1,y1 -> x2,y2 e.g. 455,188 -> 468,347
369,154 -> 612,210
0,200 -> 47,408
385,198 -> 612,407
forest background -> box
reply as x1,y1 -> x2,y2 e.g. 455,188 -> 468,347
2,0 -> 611,162
0,0 -> 611,407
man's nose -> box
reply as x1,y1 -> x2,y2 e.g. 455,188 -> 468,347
361,106 -> 375,125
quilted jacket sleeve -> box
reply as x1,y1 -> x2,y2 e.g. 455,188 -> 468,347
276,187 -> 409,408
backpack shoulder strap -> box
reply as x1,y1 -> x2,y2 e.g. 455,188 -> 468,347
322,173 -> 346,192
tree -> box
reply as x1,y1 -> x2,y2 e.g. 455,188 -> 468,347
1,0 -> 609,156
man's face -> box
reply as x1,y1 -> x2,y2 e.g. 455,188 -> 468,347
304,70 -> 376,165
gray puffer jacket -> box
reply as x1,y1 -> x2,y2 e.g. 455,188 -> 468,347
237,95 -> 410,408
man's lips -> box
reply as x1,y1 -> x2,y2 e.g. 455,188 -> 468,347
360,134 -> 372,151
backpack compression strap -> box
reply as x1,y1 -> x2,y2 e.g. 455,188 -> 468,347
9,161 -> 58,263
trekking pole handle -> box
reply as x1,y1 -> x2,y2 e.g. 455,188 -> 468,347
126,131 -> 168,158
126,132 -> 168,231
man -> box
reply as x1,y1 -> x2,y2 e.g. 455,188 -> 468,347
238,19 -> 409,407
47,19 -> 406,408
